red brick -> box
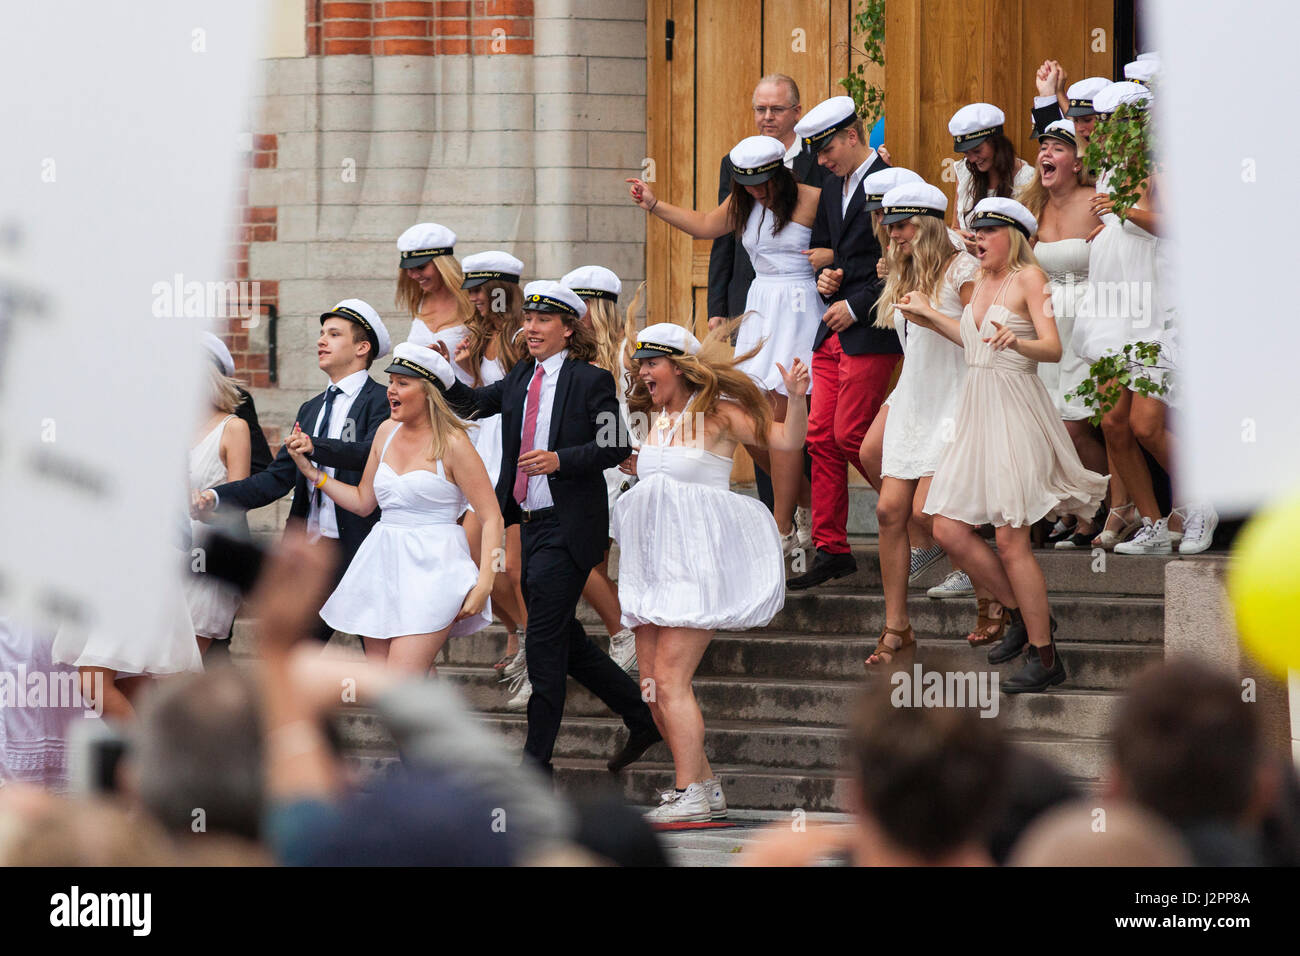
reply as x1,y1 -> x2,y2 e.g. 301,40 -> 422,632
471,18 -> 524,36
379,1 -> 433,15
256,279 -> 279,297
243,353 -> 269,371
373,18 -> 429,37
324,38 -> 373,53
248,371 -> 271,388
306,28 -> 322,55
245,206 -> 278,224
323,19 -> 371,37
377,38 -> 435,55
306,0 -> 324,21
472,36 -> 531,54
227,332 -> 250,350
233,261 -> 250,279
322,2 -> 374,18
250,224 -> 277,242
251,151 -> 277,169
252,133 -> 278,150
435,1 -> 469,17
435,37 -> 470,53
483,0 -> 532,15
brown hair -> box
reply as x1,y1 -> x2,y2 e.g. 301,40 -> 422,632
960,131 -> 1019,226
728,162 -> 799,241
463,280 -> 525,385
346,320 -> 376,369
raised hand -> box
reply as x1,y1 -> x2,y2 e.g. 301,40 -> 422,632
776,358 -> 810,399
895,291 -> 934,327
983,319 -> 1018,352
626,178 -> 658,212
428,339 -> 451,362
877,144 -> 892,166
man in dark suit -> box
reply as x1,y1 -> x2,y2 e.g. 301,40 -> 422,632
707,74 -> 827,515
192,299 -> 393,642
788,97 -> 900,590
441,281 -> 660,776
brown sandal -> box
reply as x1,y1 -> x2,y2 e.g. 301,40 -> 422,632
966,598 -> 1006,647
865,624 -> 916,671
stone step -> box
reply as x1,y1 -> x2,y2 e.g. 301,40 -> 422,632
443,629 -> 1160,689
438,666 -> 1121,736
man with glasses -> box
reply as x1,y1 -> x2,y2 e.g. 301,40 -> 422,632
707,74 -> 828,519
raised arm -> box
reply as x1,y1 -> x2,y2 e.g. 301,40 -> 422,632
627,178 -> 733,240
895,291 -> 965,348
986,267 -> 1060,363
288,420 -> 385,517
721,359 -> 810,451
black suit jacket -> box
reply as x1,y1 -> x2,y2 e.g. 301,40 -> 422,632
444,356 -> 631,570
234,386 -> 273,475
211,376 -> 391,565
707,148 -> 830,319
1032,100 -> 1065,137
809,152 -> 901,355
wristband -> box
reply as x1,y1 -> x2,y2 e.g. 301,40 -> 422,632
315,472 -> 328,489
649,198 -> 658,213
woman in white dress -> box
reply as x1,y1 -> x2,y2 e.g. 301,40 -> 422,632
1015,119 -> 1109,548
948,103 -> 1037,254
0,616 -> 83,789
454,252 -> 529,676
626,135 -> 822,554
905,198 -> 1107,694
395,222 -> 477,359
184,361 -> 251,653
852,183 -> 980,669
562,266 -> 640,675
612,323 -> 809,825
285,344 -> 501,675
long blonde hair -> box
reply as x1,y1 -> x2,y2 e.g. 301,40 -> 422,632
395,255 -> 475,324
1016,148 -> 1088,221
618,282 -> 649,394
583,298 -> 623,377
624,317 -> 772,445
206,362 -> 242,414
463,280 -> 524,385
1001,228 -> 1041,273
875,215 -> 955,329
414,377 -> 471,461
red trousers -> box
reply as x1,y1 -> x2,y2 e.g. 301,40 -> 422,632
808,336 -> 900,554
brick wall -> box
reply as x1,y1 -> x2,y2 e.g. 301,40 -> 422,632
306,0 -> 534,56
225,135 -> 281,388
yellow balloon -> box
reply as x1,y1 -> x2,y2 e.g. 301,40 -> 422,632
1228,489 -> 1300,678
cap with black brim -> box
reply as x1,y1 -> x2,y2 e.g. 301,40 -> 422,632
400,247 -> 454,270
630,341 -> 685,360
321,305 -> 380,353
462,270 -> 521,290
881,205 -> 947,226
969,211 -> 1032,238
1065,99 -> 1096,118
730,157 -> 784,186
953,125 -> 1002,152
523,294 -> 580,317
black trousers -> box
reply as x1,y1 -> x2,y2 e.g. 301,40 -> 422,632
520,513 -> 654,774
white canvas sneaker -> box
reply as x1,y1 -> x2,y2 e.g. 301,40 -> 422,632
504,670 -> 531,711
499,634 -> 527,682
908,545 -> 946,585
609,627 -> 638,674
780,524 -> 799,556
795,506 -> 813,551
927,569 -> 974,598
1114,516 -> 1172,555
645,782 -> 712,824
701,776 -> 727,819
1177,504 -> 1219,555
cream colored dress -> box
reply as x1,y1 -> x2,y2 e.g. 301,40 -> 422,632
922,274 -> 1108,528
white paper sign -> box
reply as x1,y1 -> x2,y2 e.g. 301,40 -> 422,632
0,2 -> 261,640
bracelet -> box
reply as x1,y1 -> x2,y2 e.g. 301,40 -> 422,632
314,472 -> 328,489
649,198 -> 658,214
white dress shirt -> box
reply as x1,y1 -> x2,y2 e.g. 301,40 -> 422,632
782,138 -> 801,169
307,368 -> 371,540
521,349 -> 568,511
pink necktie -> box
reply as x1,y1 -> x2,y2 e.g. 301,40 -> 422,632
514,364 -> 545,503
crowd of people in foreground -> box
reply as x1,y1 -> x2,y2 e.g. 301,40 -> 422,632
1,532 -> 1295,866
0,49 -> 1266,842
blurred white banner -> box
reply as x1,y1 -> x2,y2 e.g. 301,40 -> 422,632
0,3 -> 261,641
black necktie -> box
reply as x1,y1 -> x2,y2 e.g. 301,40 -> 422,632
312,385 -> 342,508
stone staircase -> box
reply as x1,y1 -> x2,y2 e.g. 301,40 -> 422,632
233,531 -> 1184,814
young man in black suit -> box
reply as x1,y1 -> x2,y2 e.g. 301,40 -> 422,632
440,281 -> 660,776
788,97 -> 900,590
707,73 -> 827,519
192,299 -> 393,642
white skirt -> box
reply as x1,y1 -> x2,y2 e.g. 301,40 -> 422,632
51,583 -> 202,678
320,518 -> 491,640
1,617 -> 83,789
465,413 -> 503,515
612,474 -> 785,631
735,274 -> 825,395
1037,276 -> 1094,421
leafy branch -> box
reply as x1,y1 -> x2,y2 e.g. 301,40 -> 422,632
1065,341 -> 1171,425
1082,101 -> 1151,220
838,0 -> 885,130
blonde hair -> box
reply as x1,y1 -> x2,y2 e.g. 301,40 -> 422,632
875,215 -> 955,329
616,281 -> 649,394
1016,146 -> 1087,221
583,298 -> 623,377
395,255 -> 475,325
207,361 -> 242,414
624,317 -> 772,445
1002,228 -> 1041,273
413,377 -> 471,461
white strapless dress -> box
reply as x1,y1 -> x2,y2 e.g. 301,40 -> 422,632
1034,237 -> 1093,421
320,425 -> 491,639
612,436 -> 784,632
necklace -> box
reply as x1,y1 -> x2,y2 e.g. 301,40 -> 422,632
655,392 -> 697,433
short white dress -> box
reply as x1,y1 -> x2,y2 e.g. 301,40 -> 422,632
51,580 -> 202,677
954,160 -> 1037,231
468,355 -> 505,494
735,203 -> 825,395
0,616 -> 82,790
183,416 -> 243,639
1034,238 -> 1094,421
881,252 -> 979,479
612,409 -> 785,631
319,424 -> 491,640
923,274 -> 1108,528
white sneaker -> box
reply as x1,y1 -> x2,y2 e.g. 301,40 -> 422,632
1177,504 -> 1219,555
504,670 -> 531,711
908,544 -> 946,585
795,506 -> 813,551
609,627 -> 638,674
701,776 -> 727,819
780,524 -> 798,556
500,633 -> 527,682
645,782 -> 712,825
927,569 -> 974,599
1114,516 -> 1172,554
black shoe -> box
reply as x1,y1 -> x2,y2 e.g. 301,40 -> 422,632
987,611 -> 1056,664
786,549 -> 857,590
1001,642 -> 1067,694
607,727 -> 661,772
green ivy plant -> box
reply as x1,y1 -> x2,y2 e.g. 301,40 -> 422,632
1065,341 -> 1170,425
839,0 -> 885,129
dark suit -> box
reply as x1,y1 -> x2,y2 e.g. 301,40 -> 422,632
1032,100 -> 1065,137
234,386 -> 273,475
446,354 -> 656,773
806,153 -> 903,554
211,375 -> 391,641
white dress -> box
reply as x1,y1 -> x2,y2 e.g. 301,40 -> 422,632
954,160 -> 1037,231
407,320 -> 471,384
51,579 -> 201,677
923,275 -> 1108,528
611,410 -> 785,631
319,424 -> 491,640
881,252 -> 979,479
0,616 -> 83,790
1034,238 -> 1094,421
604,343 -> 639,536
735,203 -> 825,395
183,416 -> 243,639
